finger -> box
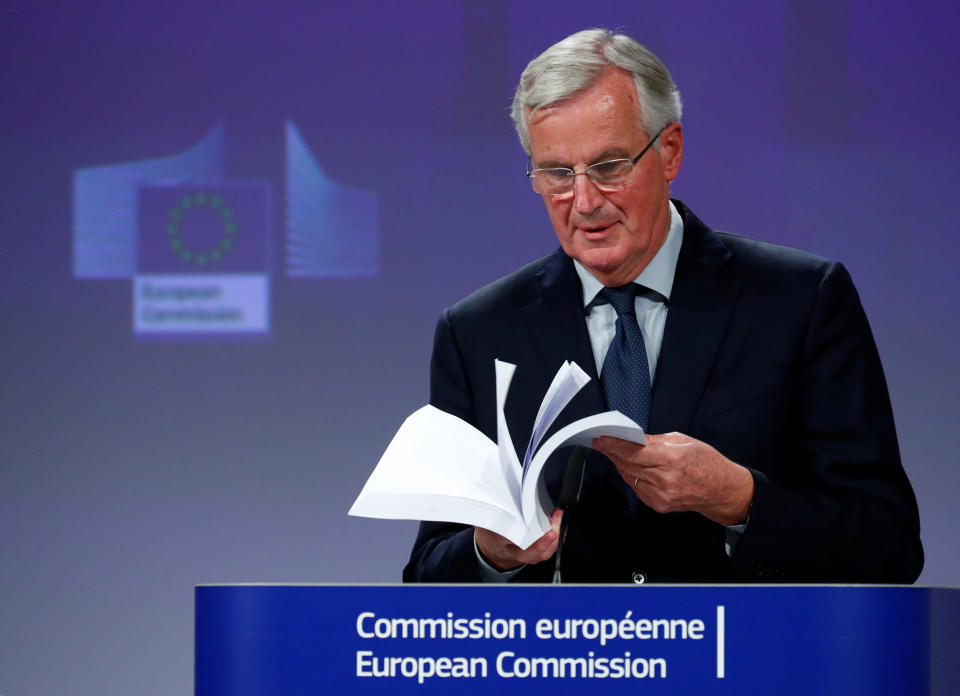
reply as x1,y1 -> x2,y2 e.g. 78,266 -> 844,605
550,508 -> 564,533
526,533 -> 560,562
514,534 -> 556,565
592,436 -> 644,460
476,529 -> 535,570
614,464 -> 659,491
476,527 -> 522,556
529,526 -> 558,552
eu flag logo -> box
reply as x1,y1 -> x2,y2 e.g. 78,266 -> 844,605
134,181 -> 271,340
138,182 -> 270,274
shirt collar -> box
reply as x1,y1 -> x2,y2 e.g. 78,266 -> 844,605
574,200 -> 683,307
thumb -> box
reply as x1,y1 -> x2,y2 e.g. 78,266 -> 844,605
550,508 -> 564,533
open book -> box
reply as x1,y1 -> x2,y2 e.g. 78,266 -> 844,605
348,360 -> 646,549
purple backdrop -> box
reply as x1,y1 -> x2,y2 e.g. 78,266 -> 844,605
2,1 -> 958,694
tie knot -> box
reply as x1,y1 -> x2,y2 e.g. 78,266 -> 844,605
600,284 -> 637,317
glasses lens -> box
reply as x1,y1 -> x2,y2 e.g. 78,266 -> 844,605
528,158 -> 637,196
531,168 -> 574,196
587,159 -> 633,189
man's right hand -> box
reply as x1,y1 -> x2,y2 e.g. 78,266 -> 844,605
474,508 -> 564,571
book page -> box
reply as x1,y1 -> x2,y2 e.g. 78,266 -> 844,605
521,361 -> 590,478
350,361 -> 645,550
348,405 -> 522,531
520,410 -> 647,528
494,359 -> 522,509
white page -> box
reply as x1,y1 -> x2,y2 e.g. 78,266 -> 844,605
350,363 -> 646,549
348,405 -> 522,528
521,360 -> 570,471
521,361 -> 590,477
494,360 -> 522,510
519,410 -> 647,532
353,491 -> 530,544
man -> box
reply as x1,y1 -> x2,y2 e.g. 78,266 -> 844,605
403,29 -> 922,583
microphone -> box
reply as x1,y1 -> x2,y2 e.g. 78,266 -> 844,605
553,446 -> 587,583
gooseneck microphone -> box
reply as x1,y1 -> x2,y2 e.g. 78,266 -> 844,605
553,446 -> 587,583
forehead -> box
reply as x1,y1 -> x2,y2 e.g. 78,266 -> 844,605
527,69 -> 643,165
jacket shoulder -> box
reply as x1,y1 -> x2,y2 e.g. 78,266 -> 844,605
675,199 -> 837,282
716,230 -> 833,276
444,249 -> 567,321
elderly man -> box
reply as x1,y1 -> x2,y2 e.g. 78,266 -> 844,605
403,29 -> 922,583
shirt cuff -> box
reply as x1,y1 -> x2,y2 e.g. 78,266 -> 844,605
724,520 -> 749,557
474,532 -> 525,582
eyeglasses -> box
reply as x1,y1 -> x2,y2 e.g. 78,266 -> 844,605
526,127 -> 666,198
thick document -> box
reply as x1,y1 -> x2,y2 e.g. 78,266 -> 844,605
349,360 -> 645,549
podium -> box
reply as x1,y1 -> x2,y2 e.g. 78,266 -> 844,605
196,584 -> 959,695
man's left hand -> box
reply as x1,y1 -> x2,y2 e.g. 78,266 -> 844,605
592,433 -> 754,525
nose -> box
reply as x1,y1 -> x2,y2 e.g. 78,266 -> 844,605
571,171 -> 604,216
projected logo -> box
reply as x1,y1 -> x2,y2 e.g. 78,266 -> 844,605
73,122 -> 378,341
134,183 -> 271,337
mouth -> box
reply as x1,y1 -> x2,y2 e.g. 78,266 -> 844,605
581,222 -> 616,236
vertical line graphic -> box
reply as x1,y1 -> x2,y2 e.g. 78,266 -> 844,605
717,604 -> 726,678
284,120 -> 379,278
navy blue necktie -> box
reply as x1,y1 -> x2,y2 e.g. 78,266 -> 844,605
599,284 -> 652,512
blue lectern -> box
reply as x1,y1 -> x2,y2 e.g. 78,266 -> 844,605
196,584 -> 959,695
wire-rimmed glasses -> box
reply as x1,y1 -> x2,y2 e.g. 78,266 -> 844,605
526,126 -> 666,198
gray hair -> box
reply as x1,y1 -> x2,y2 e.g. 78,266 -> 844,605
510,28 -> 682,154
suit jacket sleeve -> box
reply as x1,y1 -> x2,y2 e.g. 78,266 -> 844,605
402,250 -> 589,583
402,308 -> 487,582
721,260 -> 923,582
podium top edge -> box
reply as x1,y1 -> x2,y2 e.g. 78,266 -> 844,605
194,582 -> 959,589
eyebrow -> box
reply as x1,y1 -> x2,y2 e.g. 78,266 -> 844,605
534,147 -> 634,170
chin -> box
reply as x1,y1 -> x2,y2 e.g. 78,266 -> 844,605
576,248 -> 625,273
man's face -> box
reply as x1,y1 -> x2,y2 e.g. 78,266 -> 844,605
526,69 -> 683,287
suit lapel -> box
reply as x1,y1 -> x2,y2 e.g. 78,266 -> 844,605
650,203 -> 740,434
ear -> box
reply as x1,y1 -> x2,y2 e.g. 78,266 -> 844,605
659,123 -> 683,182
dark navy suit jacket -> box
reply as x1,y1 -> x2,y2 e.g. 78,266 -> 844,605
403,201 -> 923,583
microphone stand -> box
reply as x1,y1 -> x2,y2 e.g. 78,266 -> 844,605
553,446 -> 586,584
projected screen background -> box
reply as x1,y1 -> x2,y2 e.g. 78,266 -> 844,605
2,1 -> 958,694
